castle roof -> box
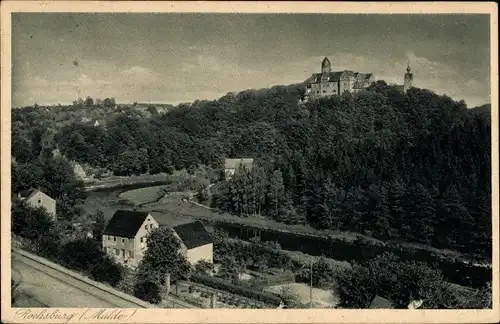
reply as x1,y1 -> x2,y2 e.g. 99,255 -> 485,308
321,57 -> 331,67
309,71 -> 373,84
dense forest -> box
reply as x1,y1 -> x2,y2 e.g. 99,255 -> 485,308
11,81 -> 492,259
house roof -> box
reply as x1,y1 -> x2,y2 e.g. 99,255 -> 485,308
369,295 -> 395,309
103,210 -> 151,238
172,221 -> 212,249
18,189 -> 50,201
224,158 -> 254,170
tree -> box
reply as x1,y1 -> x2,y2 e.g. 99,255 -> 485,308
91,209 -> 106,241
268,169 -> 285,220
335,263 -> 374,308
60,238 -> 106,273
194,260 -> 215,275
85,96 -> 94,107
136,227 -> 191,285
11,201 -> 59,246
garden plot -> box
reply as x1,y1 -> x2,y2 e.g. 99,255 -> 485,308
175,281 -> 270,309
264,283 -> 339,308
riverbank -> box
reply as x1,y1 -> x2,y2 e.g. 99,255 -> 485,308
83,173 -> 172,192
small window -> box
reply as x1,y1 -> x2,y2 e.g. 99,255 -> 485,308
38,199 -> 42,204
113,236 -> 116,241
128,250 -> 133,258
121,238 -> 125,243
140,237 -> 144,243
122,249 -> 125,257
145,225 -> 148,230
114,248 -> 119,255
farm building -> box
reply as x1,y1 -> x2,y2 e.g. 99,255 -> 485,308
17,189 -> 57,220
102,210 -> 160,268
172,221 -> 214,265
224,158 -> 254,179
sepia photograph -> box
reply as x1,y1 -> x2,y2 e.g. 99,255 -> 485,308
1,1 -> 498,323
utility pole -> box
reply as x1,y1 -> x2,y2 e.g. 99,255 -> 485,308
309,258 -> 312,308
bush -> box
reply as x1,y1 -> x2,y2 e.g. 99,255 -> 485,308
190,273 -> 282,306
134,280 -> 162,304
90,256 -> 123,287
60,238 -> 104,273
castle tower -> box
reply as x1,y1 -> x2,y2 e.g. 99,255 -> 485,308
321,57 -> 331,73
403,62 -> 413,92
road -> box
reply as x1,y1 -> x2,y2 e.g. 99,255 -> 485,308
11,252 -> 148,308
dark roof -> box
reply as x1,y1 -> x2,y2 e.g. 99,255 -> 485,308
321,57 -> 330,67
369,295 -> 395,309
18,189 -> 36,198
173,221 -> 212,249
310,71 -> 374,84
103,210 -> 151,238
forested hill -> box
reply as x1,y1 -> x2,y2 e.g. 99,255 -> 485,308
11,81 -> 492,259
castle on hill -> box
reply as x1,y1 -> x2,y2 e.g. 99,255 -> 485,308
301,57 -> 413,102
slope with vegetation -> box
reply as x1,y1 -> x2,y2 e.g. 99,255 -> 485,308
11,82 -> 492,261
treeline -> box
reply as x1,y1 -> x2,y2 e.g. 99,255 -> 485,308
11,81 -> 492,258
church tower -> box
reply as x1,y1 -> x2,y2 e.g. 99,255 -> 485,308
403,62 -> 413,92
321,57 -> 331,73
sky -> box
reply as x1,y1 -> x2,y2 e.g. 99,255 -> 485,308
12,13 -> 491,108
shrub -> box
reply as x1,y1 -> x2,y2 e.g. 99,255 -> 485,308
60,238 -> 104,273
134,280 -> 162,304
90,256 -> 124,287
190,273 -> 282,306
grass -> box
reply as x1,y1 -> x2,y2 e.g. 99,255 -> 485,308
119,185 -> 167,206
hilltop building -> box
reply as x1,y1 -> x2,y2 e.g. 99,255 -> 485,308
303,57 -> 375,102
300,57 -> 415,103
17,189 -> 57,220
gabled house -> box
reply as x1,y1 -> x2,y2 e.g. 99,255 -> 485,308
224,158 -> 254,179
17,189 -> 56,220
171,221 -> 213,265
102,210 -> 159,268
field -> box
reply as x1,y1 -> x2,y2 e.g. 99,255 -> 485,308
118,185 -> 167,206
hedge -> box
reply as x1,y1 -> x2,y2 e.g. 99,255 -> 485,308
190,273 -> 282,306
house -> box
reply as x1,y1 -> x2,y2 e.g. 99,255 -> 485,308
368,295 -> 395,309
224,158 -> 254,179
102,210 -> 159,268
17,189 -> 56,220
171,221 -> 213,265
